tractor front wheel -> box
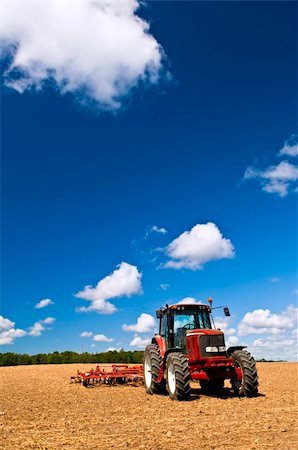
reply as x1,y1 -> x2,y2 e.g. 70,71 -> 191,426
166,352 -> 191,401
231,350 -> 258,397
144,344 -> 166,395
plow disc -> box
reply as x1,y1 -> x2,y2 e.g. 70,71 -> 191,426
71,364 -> 144,387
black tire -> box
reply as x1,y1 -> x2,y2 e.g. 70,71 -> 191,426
231,350 -> 258,397
116,377 -> 126,384
143,344 -> 166,395
166,352 -> 191,401
200,379 -> 224,394
82,379 -> 89,388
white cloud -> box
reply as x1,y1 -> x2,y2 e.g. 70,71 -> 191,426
105,347 -> 122,352
131,225 -> 168,262
76,298 -> 117,314
262,161 -> 298,180
75,262 -> 142,314
129,334 -> 151,348
225,328 -> 237,336
80,331 -> 93,338
213,311 -> 296,358
238,305 -> 298,336
123,313 -> 155,333
178,297 -> 203,305
252,336 -> 295,349
213,317 -> 238,344
278,134 -> 298,157
150,225 -> 167,235
138,224 -> 168,242
93,334 -> 113,342
41,317 -> 55,325
270,277 -> 280,283
160,283 -> 170,291
163,222 -> 235,270
244,161 -> 298,182
34,298 -> 54,309
243,134 -> 298,197
0,315 -> 14,330
28,317 -> 56,336
29,322 -> 45,337
244,161 -> 298,197
251,335 -> 298,361
262,180 -> 290,197
0,0 -> 165,110
226,335 -> 239,346
0,315 -> 55,344
214,316 -> 239,340
214,316 -> 232,333
0,327 -> 27,345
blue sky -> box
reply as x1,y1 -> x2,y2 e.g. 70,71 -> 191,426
1,1 -> 297,360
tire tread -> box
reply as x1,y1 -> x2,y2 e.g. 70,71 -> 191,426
144,344 -> 166,395
166,352 -> 191,401
232,350 -> 258,397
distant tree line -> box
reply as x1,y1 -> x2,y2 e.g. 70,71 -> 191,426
0,352 -> 287,367
256,358 -> 286,363
0,350 -> 144,367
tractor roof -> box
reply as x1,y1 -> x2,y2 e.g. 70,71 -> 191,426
156,303 -> 211,318
169,303 -> 211,310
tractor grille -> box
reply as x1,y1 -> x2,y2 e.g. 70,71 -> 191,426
199,334 -> 227,357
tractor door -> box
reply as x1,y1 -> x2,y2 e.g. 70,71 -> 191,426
160,312 -> 173,349
172,310 -> 197,352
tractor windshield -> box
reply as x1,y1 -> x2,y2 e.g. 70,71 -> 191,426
174,309 -> 212,332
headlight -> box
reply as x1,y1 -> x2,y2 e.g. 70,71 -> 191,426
206,346 -> 218,352
218,346 -> 226,352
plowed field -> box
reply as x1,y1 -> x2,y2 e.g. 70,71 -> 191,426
0,363 -> 297,449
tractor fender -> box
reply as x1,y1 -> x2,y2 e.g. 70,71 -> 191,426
151,335 -> 167,357
227,345 -> 247,356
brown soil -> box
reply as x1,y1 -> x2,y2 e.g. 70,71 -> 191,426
0,362 -> 297,449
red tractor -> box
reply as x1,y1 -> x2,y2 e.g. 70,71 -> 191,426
144,300 -> 258,400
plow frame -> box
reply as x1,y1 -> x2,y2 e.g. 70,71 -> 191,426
71,364 -> 144,387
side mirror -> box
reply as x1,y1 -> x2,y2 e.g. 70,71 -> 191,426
156,309 -> 163,319
223,307 -> 230,317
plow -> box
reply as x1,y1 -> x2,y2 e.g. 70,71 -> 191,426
71,364 -> 144,387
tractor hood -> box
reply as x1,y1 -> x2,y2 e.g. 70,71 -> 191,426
186,329 -> 227,360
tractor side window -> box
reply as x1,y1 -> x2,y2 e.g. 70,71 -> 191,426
197,314 -> 204,329
173,311 -> 196,348
160,315 -> 169,342
199,311 -> 212,329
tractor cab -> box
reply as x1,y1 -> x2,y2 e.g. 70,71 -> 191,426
156,303 -> 214,351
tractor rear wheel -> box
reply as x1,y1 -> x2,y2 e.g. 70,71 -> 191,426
231,350 -> 258,397
144,344 -> 166,395
166,352 -> 191,401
